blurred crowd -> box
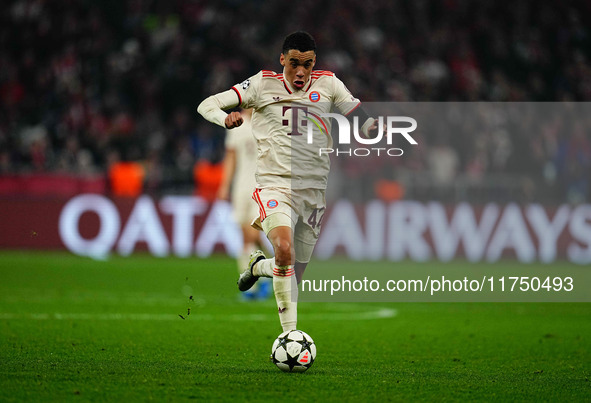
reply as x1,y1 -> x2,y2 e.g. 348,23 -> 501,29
0,0 -> 590,201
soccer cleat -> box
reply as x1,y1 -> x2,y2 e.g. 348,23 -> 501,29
237,250 -> 265,292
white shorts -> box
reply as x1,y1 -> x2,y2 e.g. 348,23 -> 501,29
251,187 -> 326,264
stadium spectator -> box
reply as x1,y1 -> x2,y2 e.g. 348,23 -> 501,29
108,148 -> 145,197
193,158 -> 222,202
0,0 -> 590,202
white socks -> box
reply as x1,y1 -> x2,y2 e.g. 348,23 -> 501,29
273,264 -> 297,332
252,257 -> 275,277
252,258 -> 298,331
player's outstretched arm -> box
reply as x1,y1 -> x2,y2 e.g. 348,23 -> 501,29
197,89 -> 242,129
347,106 -> 379,139
332,74 -> 379,139
363,117 -> 381,139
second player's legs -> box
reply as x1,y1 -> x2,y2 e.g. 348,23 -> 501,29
239,224 -> 260,272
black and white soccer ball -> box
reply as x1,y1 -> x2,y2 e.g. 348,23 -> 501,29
271,330 -> 316,373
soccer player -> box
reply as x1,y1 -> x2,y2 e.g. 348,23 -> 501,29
198,31 -> 377,332
217,108 -> 271,300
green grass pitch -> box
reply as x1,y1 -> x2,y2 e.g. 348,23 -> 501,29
0,251 -> 590,401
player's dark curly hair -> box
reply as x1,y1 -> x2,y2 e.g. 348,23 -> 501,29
282,31 -> 316,54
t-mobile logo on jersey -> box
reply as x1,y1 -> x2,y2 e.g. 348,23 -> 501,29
281,106 -> 418,157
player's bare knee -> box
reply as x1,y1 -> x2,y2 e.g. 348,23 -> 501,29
274,240 -> 293,266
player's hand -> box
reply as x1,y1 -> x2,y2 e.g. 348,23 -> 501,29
366,118 -> 384,139
225,112 -> 243,129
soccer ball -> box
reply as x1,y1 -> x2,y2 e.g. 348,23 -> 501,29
271,330 -> 316,373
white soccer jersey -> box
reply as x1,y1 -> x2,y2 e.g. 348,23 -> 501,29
231,70 -> 361,189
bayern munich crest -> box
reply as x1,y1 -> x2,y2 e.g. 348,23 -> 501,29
267,200 -> 278,208
309,91 -> 320,102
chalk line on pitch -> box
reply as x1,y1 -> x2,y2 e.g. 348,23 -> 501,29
0,308 -> 396,322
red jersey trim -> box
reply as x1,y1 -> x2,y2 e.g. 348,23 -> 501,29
262,71 -> 284,79
231,86 -> 242,105
345,102 -> 362,116
312,70 -> 335,76
262,70 -> 291,93
283,81 -> 292,94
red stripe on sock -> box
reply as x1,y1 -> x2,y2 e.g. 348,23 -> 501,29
273,268 -> 295,277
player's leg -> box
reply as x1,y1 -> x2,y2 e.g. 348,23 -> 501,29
253,188 -> 297,330
261,188 -> 324,331
249,215 -> 296,280
246,223 -> 297,330
292,189 -> 325,284
239,188 -> 298,331
246,188 -> 295,279
265,226 -> 294,265
265,225 -> 297,331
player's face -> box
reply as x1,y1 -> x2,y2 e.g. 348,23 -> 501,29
280,50 -> 316,90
